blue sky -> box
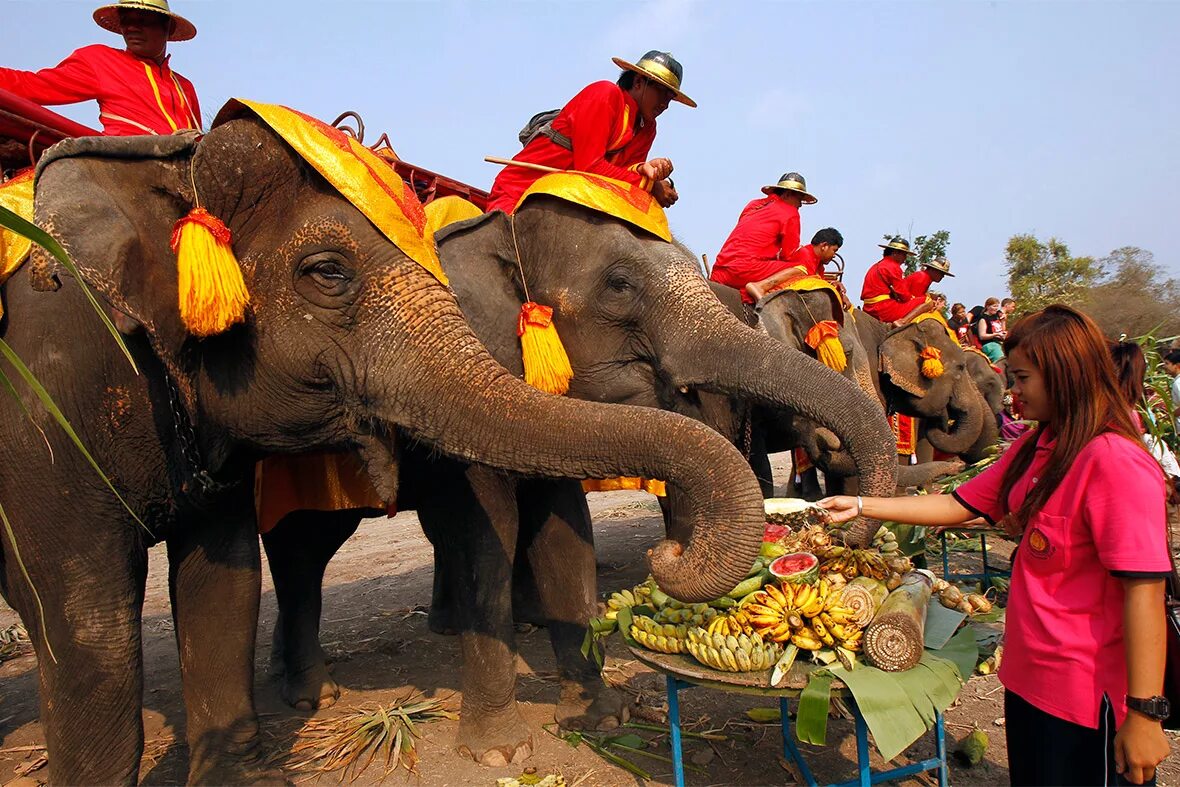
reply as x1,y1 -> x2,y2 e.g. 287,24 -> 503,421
7,1 -> 1179,307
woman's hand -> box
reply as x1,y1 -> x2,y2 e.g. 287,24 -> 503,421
1114,712 -> 1170,784
640,157 -> 674,181
817,496 -> 859,524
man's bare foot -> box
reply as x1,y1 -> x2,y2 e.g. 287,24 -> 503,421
745,282 -> 767,301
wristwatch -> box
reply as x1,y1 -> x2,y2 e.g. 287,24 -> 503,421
1126,695 -> 1172,721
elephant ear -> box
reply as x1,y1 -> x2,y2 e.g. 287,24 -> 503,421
32,134 -> 199,352
433,209 -> 528,375
879,320 -> 950,398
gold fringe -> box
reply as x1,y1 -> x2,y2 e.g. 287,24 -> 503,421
518,301 -> 573,395
582,477 -> 667,496
919,346 -> 944,378
805,320 -> 847,373
171,208 -> 250,336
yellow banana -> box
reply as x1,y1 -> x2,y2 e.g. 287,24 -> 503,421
735,647 -> 751,671
791,633 -> 823,650
764,584 -> 790,609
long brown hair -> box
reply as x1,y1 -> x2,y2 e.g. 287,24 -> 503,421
1109,339 -> 1148,412
998,305 -> 1146,531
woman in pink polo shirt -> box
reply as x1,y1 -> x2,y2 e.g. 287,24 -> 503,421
820,304 -> 1171,786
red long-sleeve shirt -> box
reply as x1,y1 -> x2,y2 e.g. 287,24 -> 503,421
861,256 -> 926,322
487,81 -> 655,213
709,195 -> 801,302
0,44 -> 201,136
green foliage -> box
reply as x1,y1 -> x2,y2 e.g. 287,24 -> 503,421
1005,233 -> 1101,315
1131,331 -> 1180,451
883,231 -> 950,276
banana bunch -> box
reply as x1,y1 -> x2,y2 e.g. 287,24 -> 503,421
705,608 -> 754,637
603,584 -> 651,619
872,526 -> 900,553
653,603 -> 718,627
630,615 -> 688,654
817,546 -> 889,581
685,627 -> 782,672
742,581 -> 864,653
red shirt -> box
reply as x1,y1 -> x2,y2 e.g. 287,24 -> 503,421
0,44 -> 201,136
954,429 -> 1171,728
860,256 -> 925,322
488,81 -> 655,213
903,269 -> 933,299
709,195 -> 801,302
784,244 -> 823,277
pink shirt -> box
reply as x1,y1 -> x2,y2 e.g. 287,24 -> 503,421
954,428 -> 1171,728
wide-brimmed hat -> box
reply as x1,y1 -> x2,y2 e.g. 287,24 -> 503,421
611,51 -> 696,108
923,257 -> 955,277
761,172 -> 817,204
94,0 -> 196,42
878,237 -> 917,256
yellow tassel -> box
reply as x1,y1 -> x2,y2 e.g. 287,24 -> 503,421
518,301 -> 573,395
805,320 -> 847,373
582,477 -> 667,496
920,346 -> 944,378
171,207 -> 250,336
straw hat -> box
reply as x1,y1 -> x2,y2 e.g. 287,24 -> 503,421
761,172 -> 817,204
611,51 -> 696,108
94,0 -> 196,42
878,237 -> 917,256
923,257 -> 955,277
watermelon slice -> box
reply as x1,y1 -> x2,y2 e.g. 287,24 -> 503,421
762,523 -> 791,543
769,552 -> 820,584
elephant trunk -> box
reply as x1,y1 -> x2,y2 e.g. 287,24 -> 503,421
366,279 -> 764,603
961,405 -> 1000,464
925,374 -> 987,456
658,312 -> 897,548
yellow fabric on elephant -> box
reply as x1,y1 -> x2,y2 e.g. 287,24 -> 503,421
582,477 -> 667,497
0,170 -> 35,319
516,172 -> 671,243
255,451 -> 386,535
216,99 -> 446,284
424,195 -> 483,239
774,274 -> 853,323
912,308 -> 958,343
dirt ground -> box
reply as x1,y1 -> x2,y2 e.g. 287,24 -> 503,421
2,455 -> 1180,786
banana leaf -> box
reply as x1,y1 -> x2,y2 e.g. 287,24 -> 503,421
795,671 -> 833,745
829,662 -> 927,761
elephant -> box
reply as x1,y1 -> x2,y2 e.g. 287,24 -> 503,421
751,285 -> 995,492
262,196 -> 900,762
0,119 -> 777,784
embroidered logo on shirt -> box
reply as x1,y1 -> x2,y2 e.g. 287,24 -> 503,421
1026,527 -> 1055,559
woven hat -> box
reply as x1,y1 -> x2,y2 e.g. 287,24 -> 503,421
611,51 -> 696,108
761,172 -> 817,204
923,257 -> 955,277
878,237 -> 917,256
94,0 -> 196,42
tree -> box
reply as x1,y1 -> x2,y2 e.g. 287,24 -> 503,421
1079,247 -> 1180,337
881,231 -> 950,275
1004,234 -> 1101,315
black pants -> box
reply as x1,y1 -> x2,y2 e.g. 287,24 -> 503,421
1005,690 -> 1156,786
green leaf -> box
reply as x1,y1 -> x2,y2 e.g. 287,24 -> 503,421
828,663 -> 928,761
928,626 -> 979,683
0,500 -> 56,663
745,706 -> 781,723
0,204 -> 137,374
616,605 -> 639,649
603,732 -> 645,750
0,338 -> 148,534
796,672 -> 834,745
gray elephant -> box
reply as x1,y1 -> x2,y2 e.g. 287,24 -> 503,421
0,115 -> 776,784
752,285 -> 995,491
262,194 -> 900,763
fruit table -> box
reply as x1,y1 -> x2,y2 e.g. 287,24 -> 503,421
629,646 -> 949,787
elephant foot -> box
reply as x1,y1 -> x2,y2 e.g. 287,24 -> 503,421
187,722 -> 288,785
280,663 -> 340,711
456,707 -> 534,767
428,599 -> 462,636
190,761 -> 289,786
555,679 -> 628,732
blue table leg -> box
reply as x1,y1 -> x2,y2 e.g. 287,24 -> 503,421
854,702 -> 872,787
779,696 -> 819,787
666,674 -> 685,787
935,712 -> 948,787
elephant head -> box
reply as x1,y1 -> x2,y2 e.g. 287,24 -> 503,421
961,349 -> 1004,462
30,115 -> 771,602
434,195 -> 897,547
876,318 -> 988,455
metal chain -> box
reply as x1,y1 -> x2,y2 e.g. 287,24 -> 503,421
162,367 -> 235,497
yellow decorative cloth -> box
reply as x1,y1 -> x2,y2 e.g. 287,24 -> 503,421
912,308 -> 957,343
516,172 -> 671,242
423,195 -> 483,239
582,477 -> 667,497
0,169 -> 35,319
770,274 -> 853,322
255,451 -> 386,534
217,99 -> 446,284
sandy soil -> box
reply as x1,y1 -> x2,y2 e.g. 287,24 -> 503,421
2,455 -> 1179,785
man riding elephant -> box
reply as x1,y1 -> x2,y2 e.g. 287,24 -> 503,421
860,237 -> 947,327
487,50 -> 689,212
0,0 -> 201,136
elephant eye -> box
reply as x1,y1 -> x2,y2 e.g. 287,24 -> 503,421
300,253 -> 355,289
